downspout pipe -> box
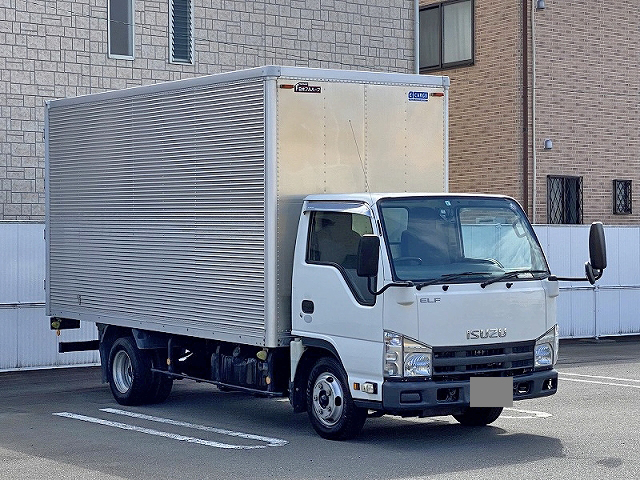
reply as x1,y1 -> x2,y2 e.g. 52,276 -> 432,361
531,0 -> 538,224
415,0 -> 420,74
522,0 -> 530,216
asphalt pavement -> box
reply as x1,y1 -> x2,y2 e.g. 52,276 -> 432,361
0,336 -> 639,479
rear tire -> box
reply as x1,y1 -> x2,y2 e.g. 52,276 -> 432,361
306,357 -> 367,440
107,337 -> 154,406
146,350 -> 173,404
147,370 -> 173,404
453,407 -> 503,426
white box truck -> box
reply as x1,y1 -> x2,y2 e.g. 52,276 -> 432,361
45,66 -> 606,440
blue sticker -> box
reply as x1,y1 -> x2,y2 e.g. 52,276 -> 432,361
408,91 -> 429,102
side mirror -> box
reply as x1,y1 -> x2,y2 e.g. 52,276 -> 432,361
357,234 -> 380,278
588,222 -> 607,271
585,222 -> 606,285
553,222 -> 607,285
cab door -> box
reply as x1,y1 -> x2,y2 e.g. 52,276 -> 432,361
291,201 -> 384,399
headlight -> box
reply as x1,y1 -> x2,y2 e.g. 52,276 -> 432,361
534,325 -> 559,368
384,332 -> 402,377
384,331 -> 432,378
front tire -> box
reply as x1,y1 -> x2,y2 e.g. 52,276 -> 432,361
306,357 -> 367,440
453,407 -> 503,426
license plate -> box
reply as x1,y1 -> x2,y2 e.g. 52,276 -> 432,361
470,377 -> 513,408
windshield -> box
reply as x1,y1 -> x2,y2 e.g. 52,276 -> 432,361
378,196 -> 549,284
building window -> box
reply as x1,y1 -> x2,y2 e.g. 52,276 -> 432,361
547,176 -> 583,224
613,180 -> 632,215
108,0 -> 134,58
419,0 -> 474,71
170,0 -> 193,64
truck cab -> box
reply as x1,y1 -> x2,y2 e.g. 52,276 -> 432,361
290,193 -> 587,439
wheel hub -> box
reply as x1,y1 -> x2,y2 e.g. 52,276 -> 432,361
318,391 -> 330,408
312,373 -> 344,427
112,349 -> 133,394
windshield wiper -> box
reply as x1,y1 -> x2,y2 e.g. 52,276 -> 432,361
414,272 -> 485,290
480,269 -> 549,288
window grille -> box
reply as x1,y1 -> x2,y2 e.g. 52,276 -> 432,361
613,180 -> 632,215
547,176 -> 583,224
170,0 -> 193,63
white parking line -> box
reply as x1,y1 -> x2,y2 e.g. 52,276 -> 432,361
559,377 -> 640,389
501,408 -> 552,419
101,408 -> 288,447
53,411 -> 287,450
394,407 -> 552,422
559,372 -> 640,383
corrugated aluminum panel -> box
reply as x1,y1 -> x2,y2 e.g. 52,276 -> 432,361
47,78 -> 268,345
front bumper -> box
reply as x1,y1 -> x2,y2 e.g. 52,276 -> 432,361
380,369 -> 558,417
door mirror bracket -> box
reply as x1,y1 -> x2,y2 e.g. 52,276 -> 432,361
554,222 -> 607,285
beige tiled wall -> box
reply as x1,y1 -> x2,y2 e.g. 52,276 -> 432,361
0,0 -> 414,220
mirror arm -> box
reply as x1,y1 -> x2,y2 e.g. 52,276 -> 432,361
552,264 -> 604,285
592,269 -> 604,282
367,277 -> 414,296
550,276 -> 592,282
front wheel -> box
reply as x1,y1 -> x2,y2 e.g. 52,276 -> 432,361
453,407 -> 503,426
306,357 -> 367,440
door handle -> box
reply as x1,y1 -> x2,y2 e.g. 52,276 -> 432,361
301,300 -> 314,314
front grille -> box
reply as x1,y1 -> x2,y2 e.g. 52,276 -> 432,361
433,341 -> 534,381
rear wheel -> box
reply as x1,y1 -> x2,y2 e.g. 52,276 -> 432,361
108,337 -> 155,405
306,357 -> 367,440
453,407 -> 503,426
147,353 -> 173,404
146,350 -> 173,403
147,374 -> 173,404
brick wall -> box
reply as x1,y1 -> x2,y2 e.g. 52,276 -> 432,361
421,0 -> 640,225
420,0 -> 525,212
534,0 -> 640,225
0,0 -> 415,221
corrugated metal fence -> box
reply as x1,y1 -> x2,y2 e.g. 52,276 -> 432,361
1,223 -> 99,371
1,223 -> 638,370
535,224 -> 640,338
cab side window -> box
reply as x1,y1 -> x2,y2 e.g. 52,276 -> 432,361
307,211 -> 375,305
